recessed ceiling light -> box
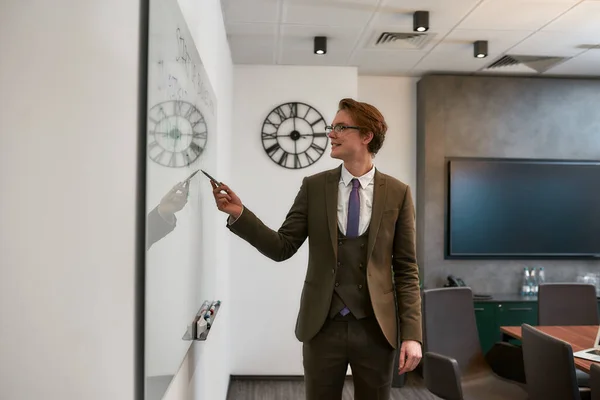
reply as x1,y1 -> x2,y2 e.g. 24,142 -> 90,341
474,40 -> 488,58
314,36 -> 327,55
413,11 -> 429,33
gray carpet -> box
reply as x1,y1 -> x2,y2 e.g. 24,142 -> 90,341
227,372 -> 440,400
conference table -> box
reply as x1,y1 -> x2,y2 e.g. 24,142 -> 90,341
500,325 -> 600,373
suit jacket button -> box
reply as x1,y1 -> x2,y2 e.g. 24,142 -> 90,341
339,241 -> 343,246
358,284 -> 363,289
331,269 -> 335,274
337,261 -> 341,266
335,282 -> 340,287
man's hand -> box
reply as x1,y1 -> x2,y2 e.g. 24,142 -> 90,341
398,340 -> 422,375
211,181 -> 243,219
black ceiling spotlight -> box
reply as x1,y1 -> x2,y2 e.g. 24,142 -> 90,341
314,36 -> 327,55
413,11 -> 429,32
474,40 -> 488,58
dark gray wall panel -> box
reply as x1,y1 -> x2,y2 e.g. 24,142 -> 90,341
417,75 -> 600,294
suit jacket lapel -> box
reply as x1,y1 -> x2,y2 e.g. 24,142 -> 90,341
367,170 -> 386,262
325,166 -> 341,259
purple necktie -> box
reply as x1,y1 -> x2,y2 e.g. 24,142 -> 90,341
339,178 -> 360,317
346,178 -> 360,238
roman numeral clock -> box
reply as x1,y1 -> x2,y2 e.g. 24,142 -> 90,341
147,100 -> 208,167
261,102 -> 328,169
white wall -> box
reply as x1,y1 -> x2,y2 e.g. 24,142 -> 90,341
357,76 -> 418,194
162,0 -> 234,400
228,67 -> 417,375
0,0 -> 140,399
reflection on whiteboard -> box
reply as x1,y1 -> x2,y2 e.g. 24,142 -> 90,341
147,180 -> 189,250
144,0 -> 217,397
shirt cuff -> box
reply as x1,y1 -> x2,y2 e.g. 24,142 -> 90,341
227,207 -> 244,225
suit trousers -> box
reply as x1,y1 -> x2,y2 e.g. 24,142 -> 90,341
302,313 -> 395,400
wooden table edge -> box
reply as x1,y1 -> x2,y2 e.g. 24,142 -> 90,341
498,325 -> 598,374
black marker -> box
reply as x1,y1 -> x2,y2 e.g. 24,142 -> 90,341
201,169 -> 222,186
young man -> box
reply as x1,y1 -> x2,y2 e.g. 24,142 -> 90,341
211,98 -> 422,400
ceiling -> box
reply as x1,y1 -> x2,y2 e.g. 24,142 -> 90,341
220,0 -> 600,77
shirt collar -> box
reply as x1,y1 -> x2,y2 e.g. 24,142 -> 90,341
340,164 -> 375,189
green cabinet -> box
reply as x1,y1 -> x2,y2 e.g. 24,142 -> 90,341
474,303 -> 497,355
496,302 -> 537,327
474,298 -> 538,354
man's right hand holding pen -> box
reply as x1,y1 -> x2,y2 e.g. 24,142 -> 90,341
211,180 -> 244,221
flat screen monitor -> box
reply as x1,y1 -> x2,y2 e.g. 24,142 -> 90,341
446,158 -> 600,259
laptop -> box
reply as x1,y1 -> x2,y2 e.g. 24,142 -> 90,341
573,326 -> 600,362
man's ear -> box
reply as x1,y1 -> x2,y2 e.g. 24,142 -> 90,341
362,131 -> 374,145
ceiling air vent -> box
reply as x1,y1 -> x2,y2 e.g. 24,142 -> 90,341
487,55 -> 520,69
483,54 -> 570,74
368,31 -> 434,50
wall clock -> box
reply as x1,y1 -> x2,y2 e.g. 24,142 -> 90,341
147,100 -> 208,167
261,102 -> 328,169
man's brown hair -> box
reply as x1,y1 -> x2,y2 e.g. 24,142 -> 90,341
338,98 -> 387,155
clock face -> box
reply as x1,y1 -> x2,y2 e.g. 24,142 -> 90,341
147,100 -> 208,168
261,102 -> 329,169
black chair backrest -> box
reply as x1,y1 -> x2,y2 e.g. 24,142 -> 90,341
423,287 -> 487,377
538,283 -> 599,326
591,363 -> 600,400
521,324 -> 580,400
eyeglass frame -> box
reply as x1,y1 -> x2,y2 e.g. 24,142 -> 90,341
324,124 -> 363,134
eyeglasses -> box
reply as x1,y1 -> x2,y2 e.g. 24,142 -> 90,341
325,125 -> 362,134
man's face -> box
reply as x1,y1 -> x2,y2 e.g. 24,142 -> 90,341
328,109 -> 371,161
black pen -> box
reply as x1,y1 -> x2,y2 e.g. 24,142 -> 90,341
201,169 -> 223,186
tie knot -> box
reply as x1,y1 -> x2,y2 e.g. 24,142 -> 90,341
351,178 -> 360,189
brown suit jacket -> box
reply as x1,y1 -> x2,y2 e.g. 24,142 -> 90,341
227,165 -> 422,349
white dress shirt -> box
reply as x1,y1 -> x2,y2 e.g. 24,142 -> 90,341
337,164 -> 375,236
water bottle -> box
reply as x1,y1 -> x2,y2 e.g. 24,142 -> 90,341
521,267 -> 531,297
538,267 -> 546,287
530,268 -> 538,296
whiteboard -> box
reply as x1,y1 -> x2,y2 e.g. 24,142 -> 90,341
144,0 -> 217,397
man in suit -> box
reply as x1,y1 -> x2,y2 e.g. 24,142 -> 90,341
211,98 -> 422,400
